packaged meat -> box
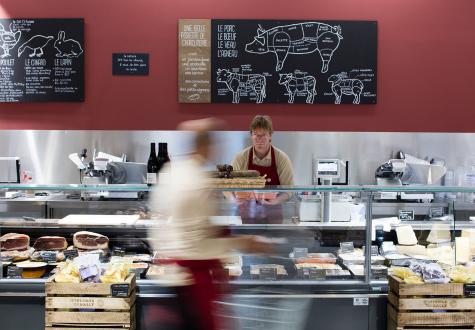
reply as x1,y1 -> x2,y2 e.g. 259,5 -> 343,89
290,252 -> 337,264
73,231 -> 109,250
33,236 -> 67,251
0,233 -> 30,251
295,263 -> 341,270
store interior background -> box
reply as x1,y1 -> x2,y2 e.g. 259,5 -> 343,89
0,0 -> 474,184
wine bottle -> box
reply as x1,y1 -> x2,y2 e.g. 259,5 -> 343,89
146,143 -> 159,185
157,142 -> 170,173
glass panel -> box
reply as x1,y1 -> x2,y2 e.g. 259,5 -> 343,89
215,188 -> 368,284
370,188 -> 463,284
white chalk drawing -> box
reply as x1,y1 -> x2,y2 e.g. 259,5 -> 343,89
216,68 -> 266,104
0,23 -> 21,58
278,72 -> 316,104
54,31 -> 83,58
245,22 -> 342,73
18,35 -> 54,57
328,72 -> 364,104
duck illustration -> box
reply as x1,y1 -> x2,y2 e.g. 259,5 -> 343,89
17,35 -> 54,57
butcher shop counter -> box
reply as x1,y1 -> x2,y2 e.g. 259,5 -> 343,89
2,184 -> 475,330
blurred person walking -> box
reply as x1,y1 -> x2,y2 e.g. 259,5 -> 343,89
149,118 -> 272,330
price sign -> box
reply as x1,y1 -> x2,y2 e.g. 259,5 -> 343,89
7,266 -> 22,279
353,297 -> 369,306
340,241 -> 355,254
398,210 -> 415,221
41,251 -> 57,262
111,284 -> 130,297
259,268 -> 277,281
63,249 -> 79,260
308,268 -> 326,280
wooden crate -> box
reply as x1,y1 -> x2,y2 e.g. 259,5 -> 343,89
45,273 -> 136,330
388,275 -> 475,330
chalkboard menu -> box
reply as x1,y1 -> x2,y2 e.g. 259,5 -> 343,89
179,19 -> 377,105
0,18 -> 84,102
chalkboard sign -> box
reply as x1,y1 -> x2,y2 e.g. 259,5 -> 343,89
41,251 -> 57,262
178,19 -> 377,104
63,249 -> 79,260
398,210 -> 415,221
7,266 -> 22,278
112,53 -> 149,75
111,283 -> 130,297
0,18 -> 84,102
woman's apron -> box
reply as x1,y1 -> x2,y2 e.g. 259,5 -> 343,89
238,147 -> 284,224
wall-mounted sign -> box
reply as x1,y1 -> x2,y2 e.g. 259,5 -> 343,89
178,19 -> 211,103
178,19 -> 377,104
0,18 -> 84,102
112,53 -> 149,75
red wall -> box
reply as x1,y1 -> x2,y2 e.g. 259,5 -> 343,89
0,0 -> 474,131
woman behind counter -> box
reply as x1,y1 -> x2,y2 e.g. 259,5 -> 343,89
231,115 -> 294,222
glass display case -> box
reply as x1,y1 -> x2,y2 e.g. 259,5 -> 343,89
1,184 -> 475,330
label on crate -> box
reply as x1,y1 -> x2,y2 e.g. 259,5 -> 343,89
259,268 -> 277,281
308,268 -> 326,280
111,283 -> 130,297
63,249 -> 79,260
41,251 -> 57,262
340,241 -> 355,253
465,284 -> 475,297
293,247 -> 308,258
7,266 -> 22,278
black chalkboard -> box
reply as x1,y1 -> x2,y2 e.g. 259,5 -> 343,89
211,20 -> 377,104
112,53 -> 149,75
0,18 -> 84,102
111,283 -> 130,297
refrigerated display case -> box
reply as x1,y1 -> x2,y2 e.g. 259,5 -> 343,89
1,184 -> 474,330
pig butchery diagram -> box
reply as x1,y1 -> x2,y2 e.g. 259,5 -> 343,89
210,19 -> 377,104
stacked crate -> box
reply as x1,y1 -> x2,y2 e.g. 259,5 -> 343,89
45,273 -> 136,330
387,275 -> 475,330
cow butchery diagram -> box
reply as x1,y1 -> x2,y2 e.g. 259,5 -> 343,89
209,19 -> 377,104
216,68 -> 267,104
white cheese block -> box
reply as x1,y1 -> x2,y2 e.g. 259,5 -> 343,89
396,225 -> 418,245
462,229 -> 475,255
456,237 -> 471,264
427,224 -> 451,243
395,244 -> 427,257
427,245 -> 455,265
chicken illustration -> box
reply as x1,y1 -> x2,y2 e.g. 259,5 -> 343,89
17,35 -> 54,57
0,23 -> 21,58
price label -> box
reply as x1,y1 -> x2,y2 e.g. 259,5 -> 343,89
112,247 -> 125,257
353,297 -> 369,306
63,249 -> 79,260
308,268 -> 326,280
111,284 -> 130,297
259,268 -> 277,281
398,210 -> 415,221
41,251 -> 57,262
7,266 -> 22,279
340,242 -> 355,254
293,247 -> 308,258
465,284 -> 475,297
429,207 -> 444,218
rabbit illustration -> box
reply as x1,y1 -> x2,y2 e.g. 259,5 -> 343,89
54,31 -> 83,58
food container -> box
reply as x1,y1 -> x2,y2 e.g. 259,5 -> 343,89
290,252 -> 337,264
127,263 -> 149,279
15,261 -> 47,279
